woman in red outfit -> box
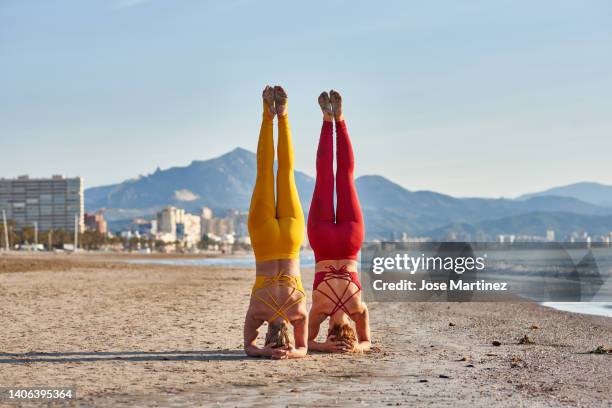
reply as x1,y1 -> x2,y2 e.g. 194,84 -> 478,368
307,90 -> 371,353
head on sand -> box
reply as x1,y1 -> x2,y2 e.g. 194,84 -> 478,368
265,320 -> 292,348
329,313 -> 358,350
329,322 -> 357,349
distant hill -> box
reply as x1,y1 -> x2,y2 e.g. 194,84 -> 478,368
86,149 -> 612,239
86,147 -> 315,217
355,175 -> 612,238
518,182 -> 612,207
426,212 -> 612,240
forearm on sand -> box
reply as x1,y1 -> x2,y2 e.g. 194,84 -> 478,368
353,304 -> 371,352
289,316 -> 308,358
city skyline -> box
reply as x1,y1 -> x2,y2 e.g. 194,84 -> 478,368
1,0 -> 611,198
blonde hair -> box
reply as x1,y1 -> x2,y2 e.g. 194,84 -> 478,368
265,320 -> 292,348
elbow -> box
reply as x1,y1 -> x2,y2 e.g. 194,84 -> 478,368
291,346 -> 308,359
358,340 -> 371,353
244,345 -> 259,357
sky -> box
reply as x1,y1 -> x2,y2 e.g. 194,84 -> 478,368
1,0 -> 611,198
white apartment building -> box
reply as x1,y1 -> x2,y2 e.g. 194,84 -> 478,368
180,213 -> 201,246
200,206 -> 213,220
0,175 -> 84,232
200,207 -> 248,237
157,206 -> 184,236
155,206 -> 200,245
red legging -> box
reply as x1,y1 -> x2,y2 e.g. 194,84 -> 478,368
307,120 -> 365,263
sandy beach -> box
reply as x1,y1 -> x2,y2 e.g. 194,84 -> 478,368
0,252 -> 610,407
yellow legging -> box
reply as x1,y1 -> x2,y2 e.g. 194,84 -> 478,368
248,104 -> 305,261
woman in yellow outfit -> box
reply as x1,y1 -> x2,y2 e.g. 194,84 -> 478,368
243,85 -> 307,359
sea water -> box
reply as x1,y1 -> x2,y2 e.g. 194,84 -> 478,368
541,302 -> 612,318
129,252 -> 315,268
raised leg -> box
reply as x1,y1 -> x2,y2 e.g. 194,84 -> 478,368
308,120 -> 335,225
248,88 -> 276,231
275,86 -> 303,221
334,117 -> 363,225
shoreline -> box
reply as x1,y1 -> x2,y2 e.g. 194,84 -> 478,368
541,301 -> 612,318
0,254 -> 610,407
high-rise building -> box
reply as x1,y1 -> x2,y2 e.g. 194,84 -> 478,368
200,207 -> 213,220
202,217 -> 235,236
133,218 -> 157,237
155,206 -> 203,244
156,206 -> 185,236
177,213 -> 201,246
200,208 -> 248,238
0,175 -> 84,232
230,210 -> 248,237
84,211 -> 107,234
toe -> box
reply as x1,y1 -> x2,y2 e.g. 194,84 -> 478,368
263,85 -> 273,99
275,85 -> 287,99
330,90 -> 341,103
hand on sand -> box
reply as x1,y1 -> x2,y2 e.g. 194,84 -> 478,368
261,343 -> 297,359
272,345 -> 298,360
261,342 -> 287,359
322,334 -> 353,353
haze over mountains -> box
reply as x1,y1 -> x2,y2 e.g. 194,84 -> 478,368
86,148 -> 612,239
518,182 -> 612,207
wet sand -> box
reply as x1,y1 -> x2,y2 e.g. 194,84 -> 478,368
0,252 -> 610,407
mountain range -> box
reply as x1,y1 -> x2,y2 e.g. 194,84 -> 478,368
86,148 -> 612,239
86,148 -> 314,221
518,182 -> 612,207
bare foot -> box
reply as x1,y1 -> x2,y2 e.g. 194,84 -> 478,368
330,89 -> 343,121
318,91 -> 334,122
274,85 -> 288,117
262,85 -> 275,118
